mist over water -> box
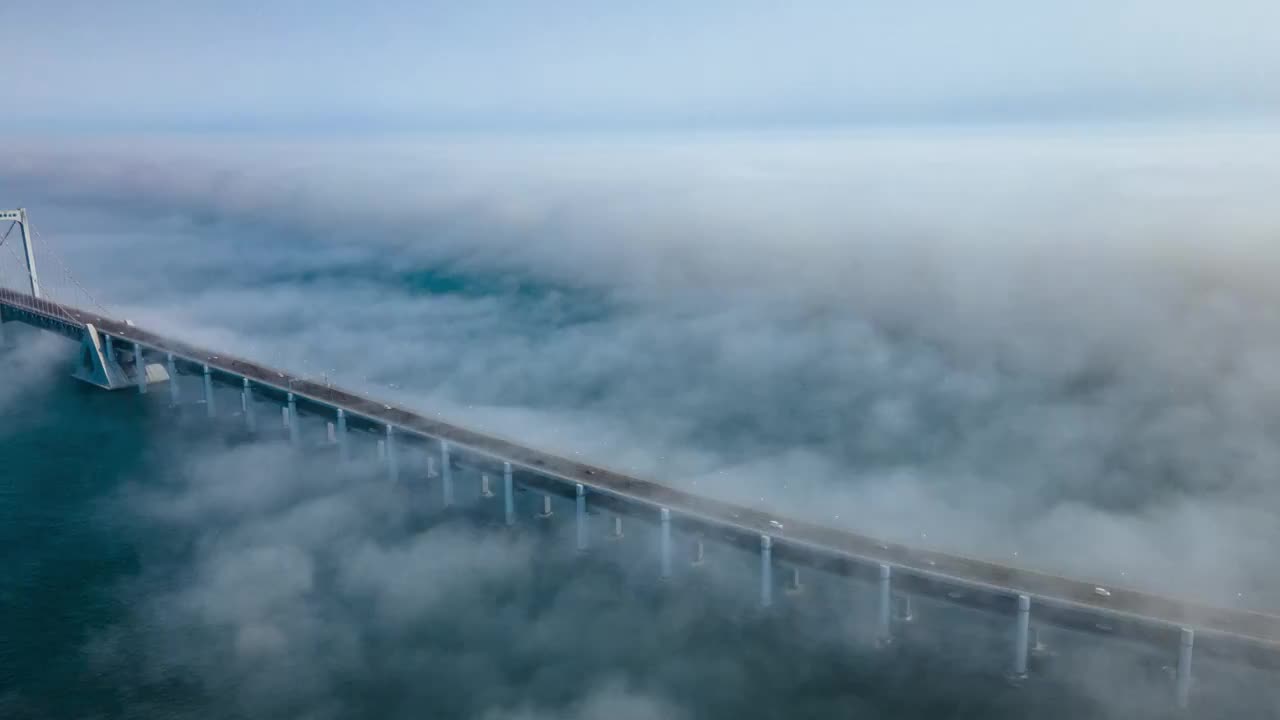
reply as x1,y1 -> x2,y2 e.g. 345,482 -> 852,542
3,126 -> 1280,717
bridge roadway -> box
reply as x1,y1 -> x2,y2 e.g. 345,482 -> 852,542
4,286 -> 1280,669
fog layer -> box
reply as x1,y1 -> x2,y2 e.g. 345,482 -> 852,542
5,127 -> 1280,607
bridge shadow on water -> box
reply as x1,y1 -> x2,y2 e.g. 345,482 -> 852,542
1,341 -> 1278,719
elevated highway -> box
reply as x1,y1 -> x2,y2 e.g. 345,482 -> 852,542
3,284 -> 1278,697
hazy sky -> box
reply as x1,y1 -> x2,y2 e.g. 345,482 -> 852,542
7,0 -> 1279,132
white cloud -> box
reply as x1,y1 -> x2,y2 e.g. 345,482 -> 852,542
10,128 -> 1280,607
8,126 -> 1280,610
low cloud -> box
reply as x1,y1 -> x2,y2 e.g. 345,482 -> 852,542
7,128 -> 1280,605
0,330 -> 75,417
5,126 -> 1280,713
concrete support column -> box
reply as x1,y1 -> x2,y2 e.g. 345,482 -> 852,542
611,514 -> 624,540
427,457 -> 438,478
877,564 -> 893,646
503,462 -> 515,526
575,484 -> 588,552
105,334 -> 115,361
0,316 -> 7,348
787,566 -> 802,594
167,354 -> 179,405
202,364 -> 215,418
1012,594 -> 1031,680
287,393 -> 299,445
1030,626 -> 1050,659
691,535 -> 705,566
326,422 -> 336,444
134,344 -> 146,394
385,425 -> 398,482
376,439 -> 386,462
242,378 -> 256,432
659,508 -> 672,580
336,408 -> 349,462
538,494 -> 553,518
895,594 -> 915,623
441,440 -> 454,507
481,473 -> 494,498
1176,627 -> 1194,709
760,535 -> 774,608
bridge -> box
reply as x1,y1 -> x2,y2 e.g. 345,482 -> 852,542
2,207 -> 1276,709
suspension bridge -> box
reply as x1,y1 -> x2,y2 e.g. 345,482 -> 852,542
2,207 -> 1276,710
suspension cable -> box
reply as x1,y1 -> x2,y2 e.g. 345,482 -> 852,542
29,223 -> 113,316
11,215 -> 338,390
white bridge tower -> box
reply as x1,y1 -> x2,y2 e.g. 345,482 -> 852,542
1,208 -> 41,298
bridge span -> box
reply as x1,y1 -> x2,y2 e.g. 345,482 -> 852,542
3,285 -> 1278,685
1,210 -> 1277,709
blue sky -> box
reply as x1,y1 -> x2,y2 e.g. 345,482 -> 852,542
6,0 -> 1279,133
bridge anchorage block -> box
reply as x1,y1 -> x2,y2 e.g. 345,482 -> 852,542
71,324 -> 169,391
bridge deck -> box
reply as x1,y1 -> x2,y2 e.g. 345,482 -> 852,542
4,287 -> 1280,664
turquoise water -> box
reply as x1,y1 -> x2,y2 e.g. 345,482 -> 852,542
0,361 -> 149,717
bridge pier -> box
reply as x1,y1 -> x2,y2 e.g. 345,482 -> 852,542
1011,594 -> 1031,681
786,566 -> 802,595
894,594 -> 914,623
691,535 -> 705,566
575,484 -> 588,552
167,354 -> 179,406
659,508 -> 672,580
202,365 -> 215,417
336,409 -> 349,461
385,425 -> 398,481
503,462 -> 515,526
134,345 -> 146,394
242,378 -> 256,431
287,393 -> 299,445
441,441 -> 454,507
480,473 -> 494,498
1176,627 -> 1194,709
1030,626 -> 1051,659
877,564 -> 893,647
760,535 -> 774,608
